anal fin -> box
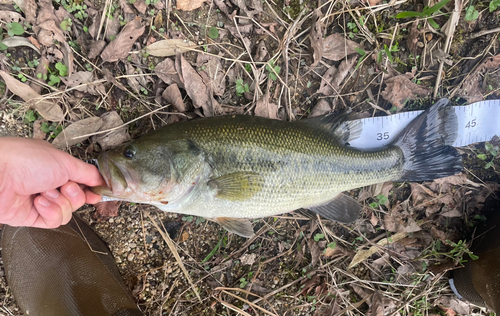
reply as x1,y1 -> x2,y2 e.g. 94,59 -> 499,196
213,217 -> 255,238
307,193 -> 361,223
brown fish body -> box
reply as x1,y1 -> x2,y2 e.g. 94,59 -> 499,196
1,216 -> 143,316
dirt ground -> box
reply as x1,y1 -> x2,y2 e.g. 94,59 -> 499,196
0,0 -> 500,315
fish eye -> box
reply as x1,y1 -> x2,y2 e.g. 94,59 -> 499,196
123,147 -> 136,159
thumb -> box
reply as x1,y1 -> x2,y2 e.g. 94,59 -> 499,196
63,156 -> 105,187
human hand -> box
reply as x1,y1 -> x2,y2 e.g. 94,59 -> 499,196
0,137 -> 104,228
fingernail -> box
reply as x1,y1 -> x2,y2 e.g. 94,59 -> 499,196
45,190 -> 59,199
38,196 -> 51,207
66,183 -> 79,197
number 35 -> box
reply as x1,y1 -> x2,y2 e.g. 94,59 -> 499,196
377,132 -> 389,140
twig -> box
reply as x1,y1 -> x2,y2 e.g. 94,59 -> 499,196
471,27 -> 500,39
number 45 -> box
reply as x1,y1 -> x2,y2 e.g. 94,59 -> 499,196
465,119 -> 476,128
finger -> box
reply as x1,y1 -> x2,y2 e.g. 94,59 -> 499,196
63,156 -> 106,187
60,182 -> 86,220
42,188 -> 74,225
84,188 -> 102,204
32,195 -> 64,228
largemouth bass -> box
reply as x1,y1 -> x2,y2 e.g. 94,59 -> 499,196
92,99 -> 462,237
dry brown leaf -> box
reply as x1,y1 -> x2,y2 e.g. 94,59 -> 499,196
310,99 -> 331,117
30,56 -> 49,94
197,55 -> 226,96
460,53 -> 500,102
52,117 -> 103,149
349,232 -> 407,268
0,11 -> 22,23
155,58 -> 184,87
94,201 -> 122,219
13,0 -> 37,23
101,18 -> 145,63
318,56 -> 356,96
2,36 -> 40,53
132,0 -> 147,13
104,14 -> 121,41
381,73 -> 431,108
32,119 -> 46,140
407,21 -> 420,56
323,33 -> 362,61
254,40 -> 268,61
177,53 -> 219,116
146,39 -> 195,57
125,63 -> 142,94
162,84 -> 186,112
254,89 -> 277,119
65,71 -> 106,96
435,296 -> 470,315
310,9 -> 323,67
88,40 -> 107,59
177,0 -> 206,11
384,206 -> 422,233
95,111 -> 130,151
0,70 -> 64,121
35,19 -> 66,46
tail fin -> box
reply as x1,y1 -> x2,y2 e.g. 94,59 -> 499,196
395,98 -> 462,181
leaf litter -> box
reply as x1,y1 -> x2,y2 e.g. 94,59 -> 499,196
0,0 -> 498,315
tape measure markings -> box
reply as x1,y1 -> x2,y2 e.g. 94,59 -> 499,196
346,100 -> 500,150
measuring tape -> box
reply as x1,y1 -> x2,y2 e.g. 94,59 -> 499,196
346,99 -> 500,150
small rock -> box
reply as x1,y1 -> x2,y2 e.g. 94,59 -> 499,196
127,253 -> 135,262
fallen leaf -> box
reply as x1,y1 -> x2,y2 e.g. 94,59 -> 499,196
132,0 -> 147,14
318,56 -> 356,96
323,33 -> 363,61
32,119 -> 47,140
162,84 -> 186,112
125,63 -> 143,94
349,232 -> 407,268
88,40 -> 107,59
119,0 -> 136,21
435,296 -> 470,315
460,53 -> 500,102
34,19 -> 66,47
95,111 -> 130,151
0,11 -> 22,23
30,56 -> 49,94
94,201 -> 122,219
155,58 -> 184,87
52,117 -> 103,149
0,70 -> 64,121
310,9 -> 324,67
104,14 -> 121,42
64,71 -> 105,95
177,0 -> 206,10
177,53 -> 219,116
101,18 -> 145,63
254,89 -> 278,119
146,39 -> 195,57
254,40 -> 268,61
309,99 -> 331,117
2,36 -> 40,53
13,0 -> 37,23
381,73 -> 431,108
197,54 -> 226,96
179,230 -> 190,243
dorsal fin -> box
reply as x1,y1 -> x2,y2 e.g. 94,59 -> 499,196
297,111 -> 362,146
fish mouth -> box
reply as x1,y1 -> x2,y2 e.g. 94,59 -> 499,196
92,152 -> 131,197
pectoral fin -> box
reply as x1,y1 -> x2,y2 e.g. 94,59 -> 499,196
308,193 -> 361,223
214,217 -> 255,238
208,172 -> 263,201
